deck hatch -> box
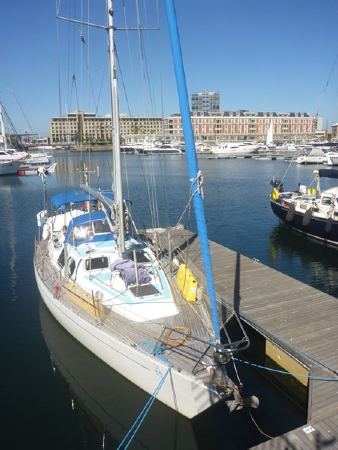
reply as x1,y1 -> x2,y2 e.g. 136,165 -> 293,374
129,284 -> 160,297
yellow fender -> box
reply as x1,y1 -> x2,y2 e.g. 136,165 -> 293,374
271,188 -> 279,201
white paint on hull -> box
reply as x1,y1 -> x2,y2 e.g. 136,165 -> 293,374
35,266 -> 219,418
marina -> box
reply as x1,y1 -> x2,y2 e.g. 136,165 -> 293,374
1,0 -> 338,449
2,155 -> 338,449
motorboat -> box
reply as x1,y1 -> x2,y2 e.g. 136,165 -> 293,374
0,160 -> 22,176
296,148 -> 327,165
210,141 -> 260,155
18,161 -> 57,176
326,152 -> 338,166
138,141 -> 183,154
17,152 -> 57,176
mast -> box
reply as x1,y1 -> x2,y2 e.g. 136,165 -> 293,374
164,0 -> 220,342
107,0 -> 125,255
0,104 -> 7,150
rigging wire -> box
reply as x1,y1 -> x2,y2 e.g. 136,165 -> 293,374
135,0 -> 156,116
56,2 -> 63,116
116,46 -> 132,117
140,157 -> 158,228
11,90 -> 36,135
122,0 -> 139,116
70,74 -> 80,112
80,30 -> 101,114
315,53 -> 338,117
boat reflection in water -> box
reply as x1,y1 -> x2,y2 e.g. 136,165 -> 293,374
39,301 -> 223,449
269,224 -> 338,297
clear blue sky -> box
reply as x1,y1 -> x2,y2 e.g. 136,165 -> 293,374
0,0 -> 337,136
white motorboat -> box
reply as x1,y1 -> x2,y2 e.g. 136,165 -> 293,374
296,148 -> 327,165
0,160 -> 22,176
326,152 -> 338,166
210,141 -> 260,155
33,0 -> 253,421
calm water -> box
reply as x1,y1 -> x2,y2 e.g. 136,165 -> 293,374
0,153 -> 337,449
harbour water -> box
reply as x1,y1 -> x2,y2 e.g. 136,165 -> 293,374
1,153 -> 337,449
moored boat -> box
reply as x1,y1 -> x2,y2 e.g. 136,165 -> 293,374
33,0 -> 255,421
270,169 -> 338,246
296,148 -> 327,165
210,141 -> 260,155
0,160 -> 22,176
0,103 -> 28,175
326,151 -> 338,166
17,161 -> 57,176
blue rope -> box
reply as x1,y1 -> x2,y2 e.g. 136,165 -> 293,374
117,366 -> 172,450
234,357 -> 338,381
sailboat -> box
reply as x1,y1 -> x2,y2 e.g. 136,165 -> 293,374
265,122 -> 275,149
34,0 -> 254,419
0,104 -> 28,176
270,169 -> 338,246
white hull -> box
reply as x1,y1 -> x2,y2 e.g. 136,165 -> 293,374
296,156 -> 327,165
34,265 -> 219,419
326,153 -> 338,166
210,143 -> 259,155
0,160 -> 21,175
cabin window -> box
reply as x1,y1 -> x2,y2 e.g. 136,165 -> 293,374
322,197 -> 332,205
68,258 -> 76,277
72,224 -> 93,241
93,219 -> 110,234
57,249 -> 65,268
85,256 -> 109,271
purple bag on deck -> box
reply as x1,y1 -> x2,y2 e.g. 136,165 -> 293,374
110,259 -> 151,286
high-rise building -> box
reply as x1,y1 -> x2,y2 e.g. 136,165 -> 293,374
191,92 -> 219,113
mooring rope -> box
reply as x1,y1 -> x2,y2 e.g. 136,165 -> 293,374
116,366 -> 171,450
234,357 -> 338,381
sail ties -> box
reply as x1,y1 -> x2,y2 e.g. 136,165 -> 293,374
190,169 -> 204,199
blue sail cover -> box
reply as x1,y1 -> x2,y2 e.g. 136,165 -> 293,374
51,190 -> 114,209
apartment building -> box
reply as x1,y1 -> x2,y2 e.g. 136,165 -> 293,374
50,110 -> 320,144
191,92 -> 220,113
164,110 -> 319,143
332,123 -> 338,141
49,111 -> 163,144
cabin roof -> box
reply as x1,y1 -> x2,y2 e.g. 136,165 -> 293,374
51,190 -> 114,208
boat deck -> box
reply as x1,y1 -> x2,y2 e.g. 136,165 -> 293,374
34,239 -> 225,379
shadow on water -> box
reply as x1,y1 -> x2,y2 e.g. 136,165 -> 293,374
269,224 -> 338,297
